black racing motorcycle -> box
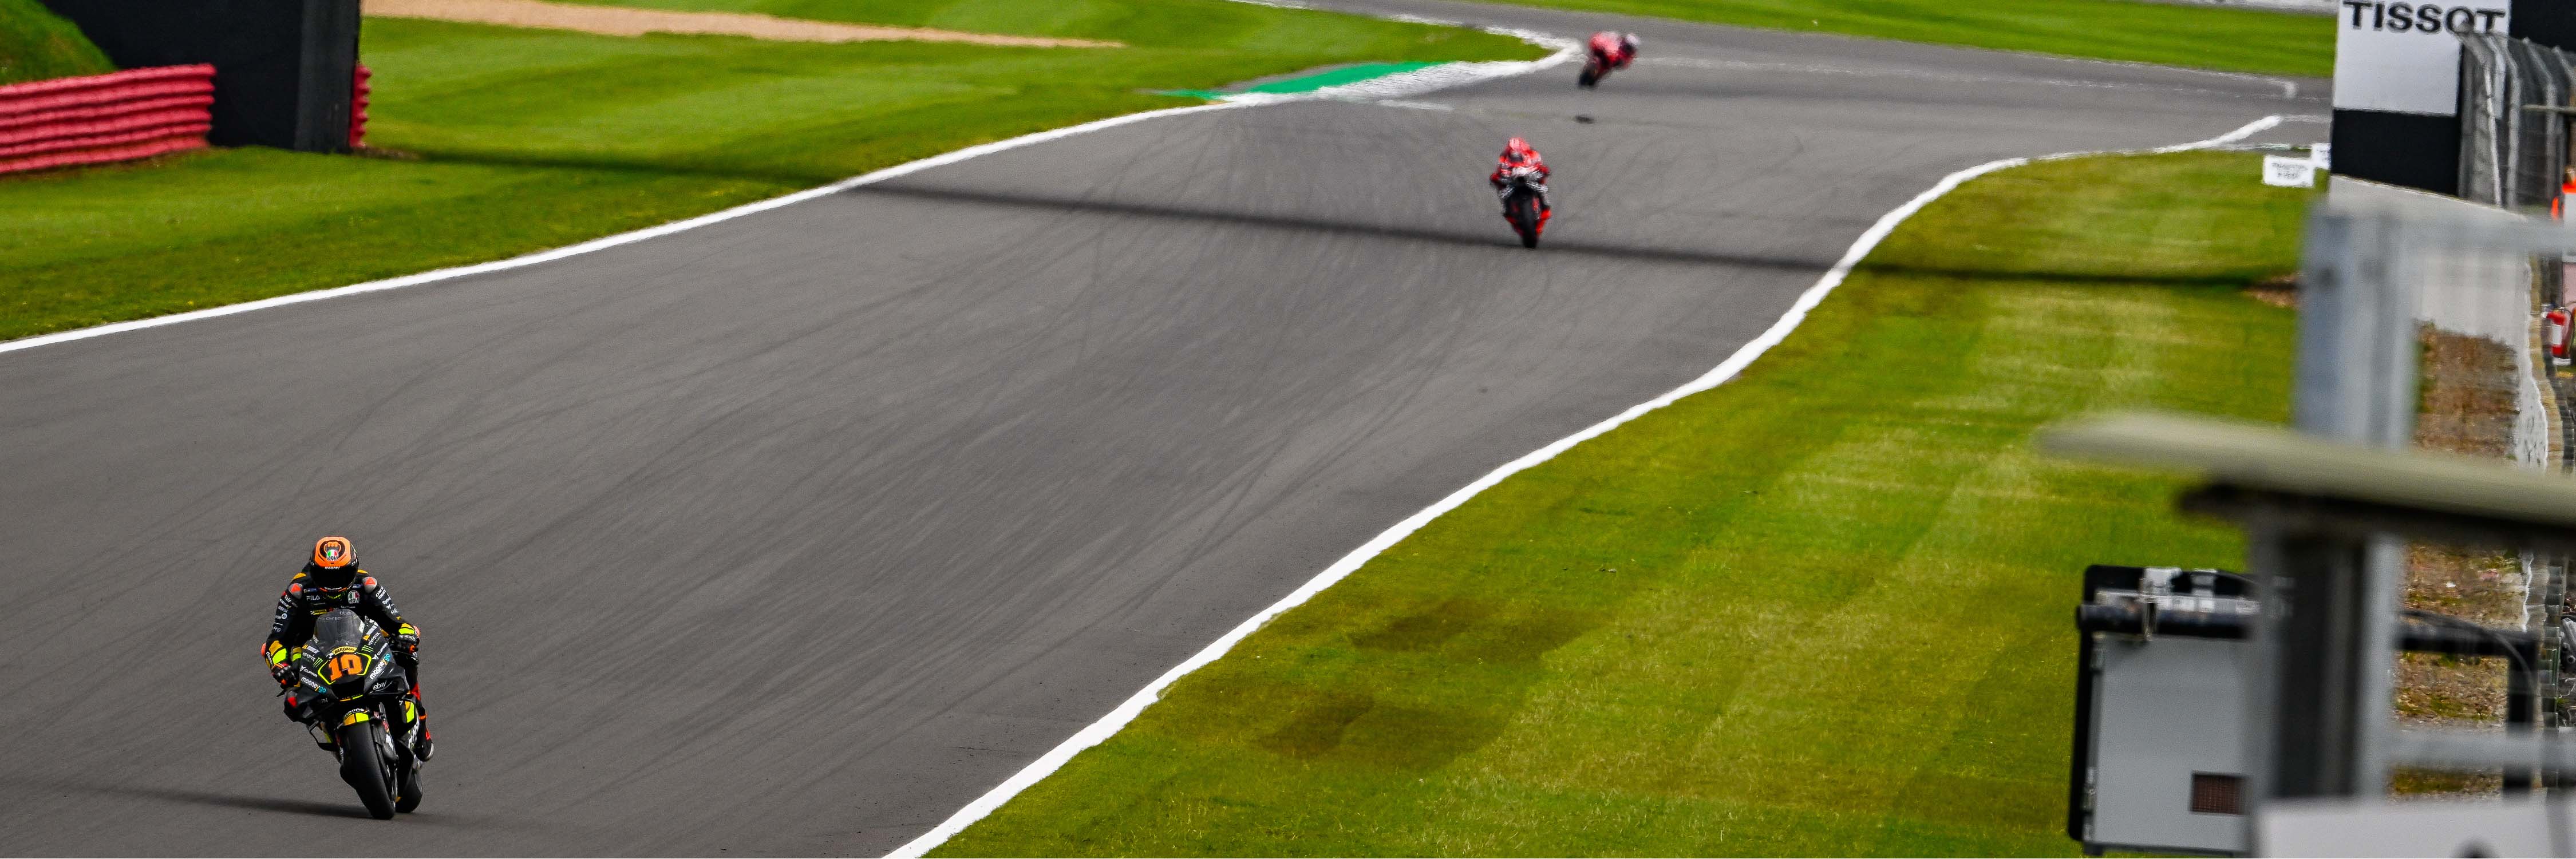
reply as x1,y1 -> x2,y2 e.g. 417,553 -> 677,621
1497,165 -> 1550,249
1577,56 -> 1610,88
285,608 -> 424,819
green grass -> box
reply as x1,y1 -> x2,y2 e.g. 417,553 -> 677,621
0,0 -> 1534,341
934,150 -> 2314,856
0,0 -> 114,85
1470,0 -> 2333,77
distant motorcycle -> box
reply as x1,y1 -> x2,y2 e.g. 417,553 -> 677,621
1497,165 -> 1550,249
1577,55 -> 1614,88
285,608 -> 424,819
1578,33 -> 1639,88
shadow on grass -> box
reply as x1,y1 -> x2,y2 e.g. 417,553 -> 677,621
399,148 -> 834,187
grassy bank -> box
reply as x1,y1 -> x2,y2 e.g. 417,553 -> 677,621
0,0 -> 1535,342
1473,0 -> 2332,77
935,151 -> 2313,856
0,0 -> 114,85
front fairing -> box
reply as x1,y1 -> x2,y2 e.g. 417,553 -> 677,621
293,609 -> 401,714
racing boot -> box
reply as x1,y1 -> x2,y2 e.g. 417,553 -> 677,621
405,690 -> 434,762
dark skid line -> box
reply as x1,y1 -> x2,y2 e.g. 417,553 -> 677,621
847,182 -> 2281,287
848,182 -> 1836,271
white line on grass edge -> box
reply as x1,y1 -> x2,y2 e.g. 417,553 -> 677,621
0,37 -> 1573,358
882,111 -> 2286,858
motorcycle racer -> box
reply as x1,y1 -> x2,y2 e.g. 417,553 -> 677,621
1489,136 -> 1552,220
1589,31 -> 1639,72
1580,31 -> 1640,87
263,535 -> 433,761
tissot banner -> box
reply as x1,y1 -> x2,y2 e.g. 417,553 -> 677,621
2332,0 -> 2512,113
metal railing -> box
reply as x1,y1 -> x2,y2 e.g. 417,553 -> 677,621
2045,207 -> 2576,852
2457,34 -> 2576,735
2270,204 -> 2569,830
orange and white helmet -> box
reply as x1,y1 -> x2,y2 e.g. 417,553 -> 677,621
309,536 -> 359,590
312,535 -> 356,569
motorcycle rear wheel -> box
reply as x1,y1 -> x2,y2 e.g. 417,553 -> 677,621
1577,66 -> 1598,88
339,721 -> 398,820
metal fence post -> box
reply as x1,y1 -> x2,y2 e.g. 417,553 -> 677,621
2246,210 -> 2419,836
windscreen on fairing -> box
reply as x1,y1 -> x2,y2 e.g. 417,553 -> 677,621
310,608 -> 373,654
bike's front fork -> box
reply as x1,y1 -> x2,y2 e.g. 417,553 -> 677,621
305,706 -> 423,759
1500,200 -> 1553,225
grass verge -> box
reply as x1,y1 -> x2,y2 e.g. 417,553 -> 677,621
0,0 -> 1536,342
1468,0 -> 2331,77
0,0 -> 114,85
934,150 -> 2314,856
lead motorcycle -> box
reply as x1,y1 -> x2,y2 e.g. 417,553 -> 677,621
282,608 -> 424,819
1577,41 -> 1635,88
1577,53 -> 1614,88
1497,165 -> 1550,249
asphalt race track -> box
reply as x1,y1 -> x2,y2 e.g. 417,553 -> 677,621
0,1 -> 2323,853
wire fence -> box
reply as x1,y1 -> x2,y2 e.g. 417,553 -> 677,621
2459,34 -> 2575,212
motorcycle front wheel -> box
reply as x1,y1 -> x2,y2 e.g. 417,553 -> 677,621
1510,201 -> 1540,248
396,765 -> 423,813
338,721 -> 398,820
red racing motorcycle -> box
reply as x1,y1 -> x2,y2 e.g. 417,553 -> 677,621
1497,165 -> 1551,249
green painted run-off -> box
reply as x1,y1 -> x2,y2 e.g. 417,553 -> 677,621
1162,61 -> 1439,100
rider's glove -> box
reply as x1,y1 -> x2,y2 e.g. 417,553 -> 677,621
396,623 -> 420,656
265,642 -> 296,687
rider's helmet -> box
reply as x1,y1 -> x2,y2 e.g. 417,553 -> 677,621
307,535 -> 358,591
1622,33 -> 1640,53
1502,137 -> 1537,164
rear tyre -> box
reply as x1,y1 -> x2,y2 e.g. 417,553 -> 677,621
1577,67 -> 1598,88
339,721 -> 397,820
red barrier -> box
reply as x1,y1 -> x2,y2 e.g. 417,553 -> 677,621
0,64 -> 214,175
350,64 -> 370,149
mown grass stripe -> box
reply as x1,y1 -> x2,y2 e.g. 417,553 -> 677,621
933,148 -> 2316,857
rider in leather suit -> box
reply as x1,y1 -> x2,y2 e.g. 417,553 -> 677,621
263,536 -> 433,761
1589,31 -> 1640,73
1489,137 -> 1552,220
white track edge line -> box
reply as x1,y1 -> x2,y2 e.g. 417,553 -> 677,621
0,100 -> 1242,357
0,39 -> 1576,358
880,111 -> 2286,859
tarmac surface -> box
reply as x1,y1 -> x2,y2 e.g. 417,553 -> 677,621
0,0 -> 2323,853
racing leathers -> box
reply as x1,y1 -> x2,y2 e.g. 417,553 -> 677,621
1490,144 -> 1552,219
1588,31 -> 1638,73
263,566 -> 432,759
